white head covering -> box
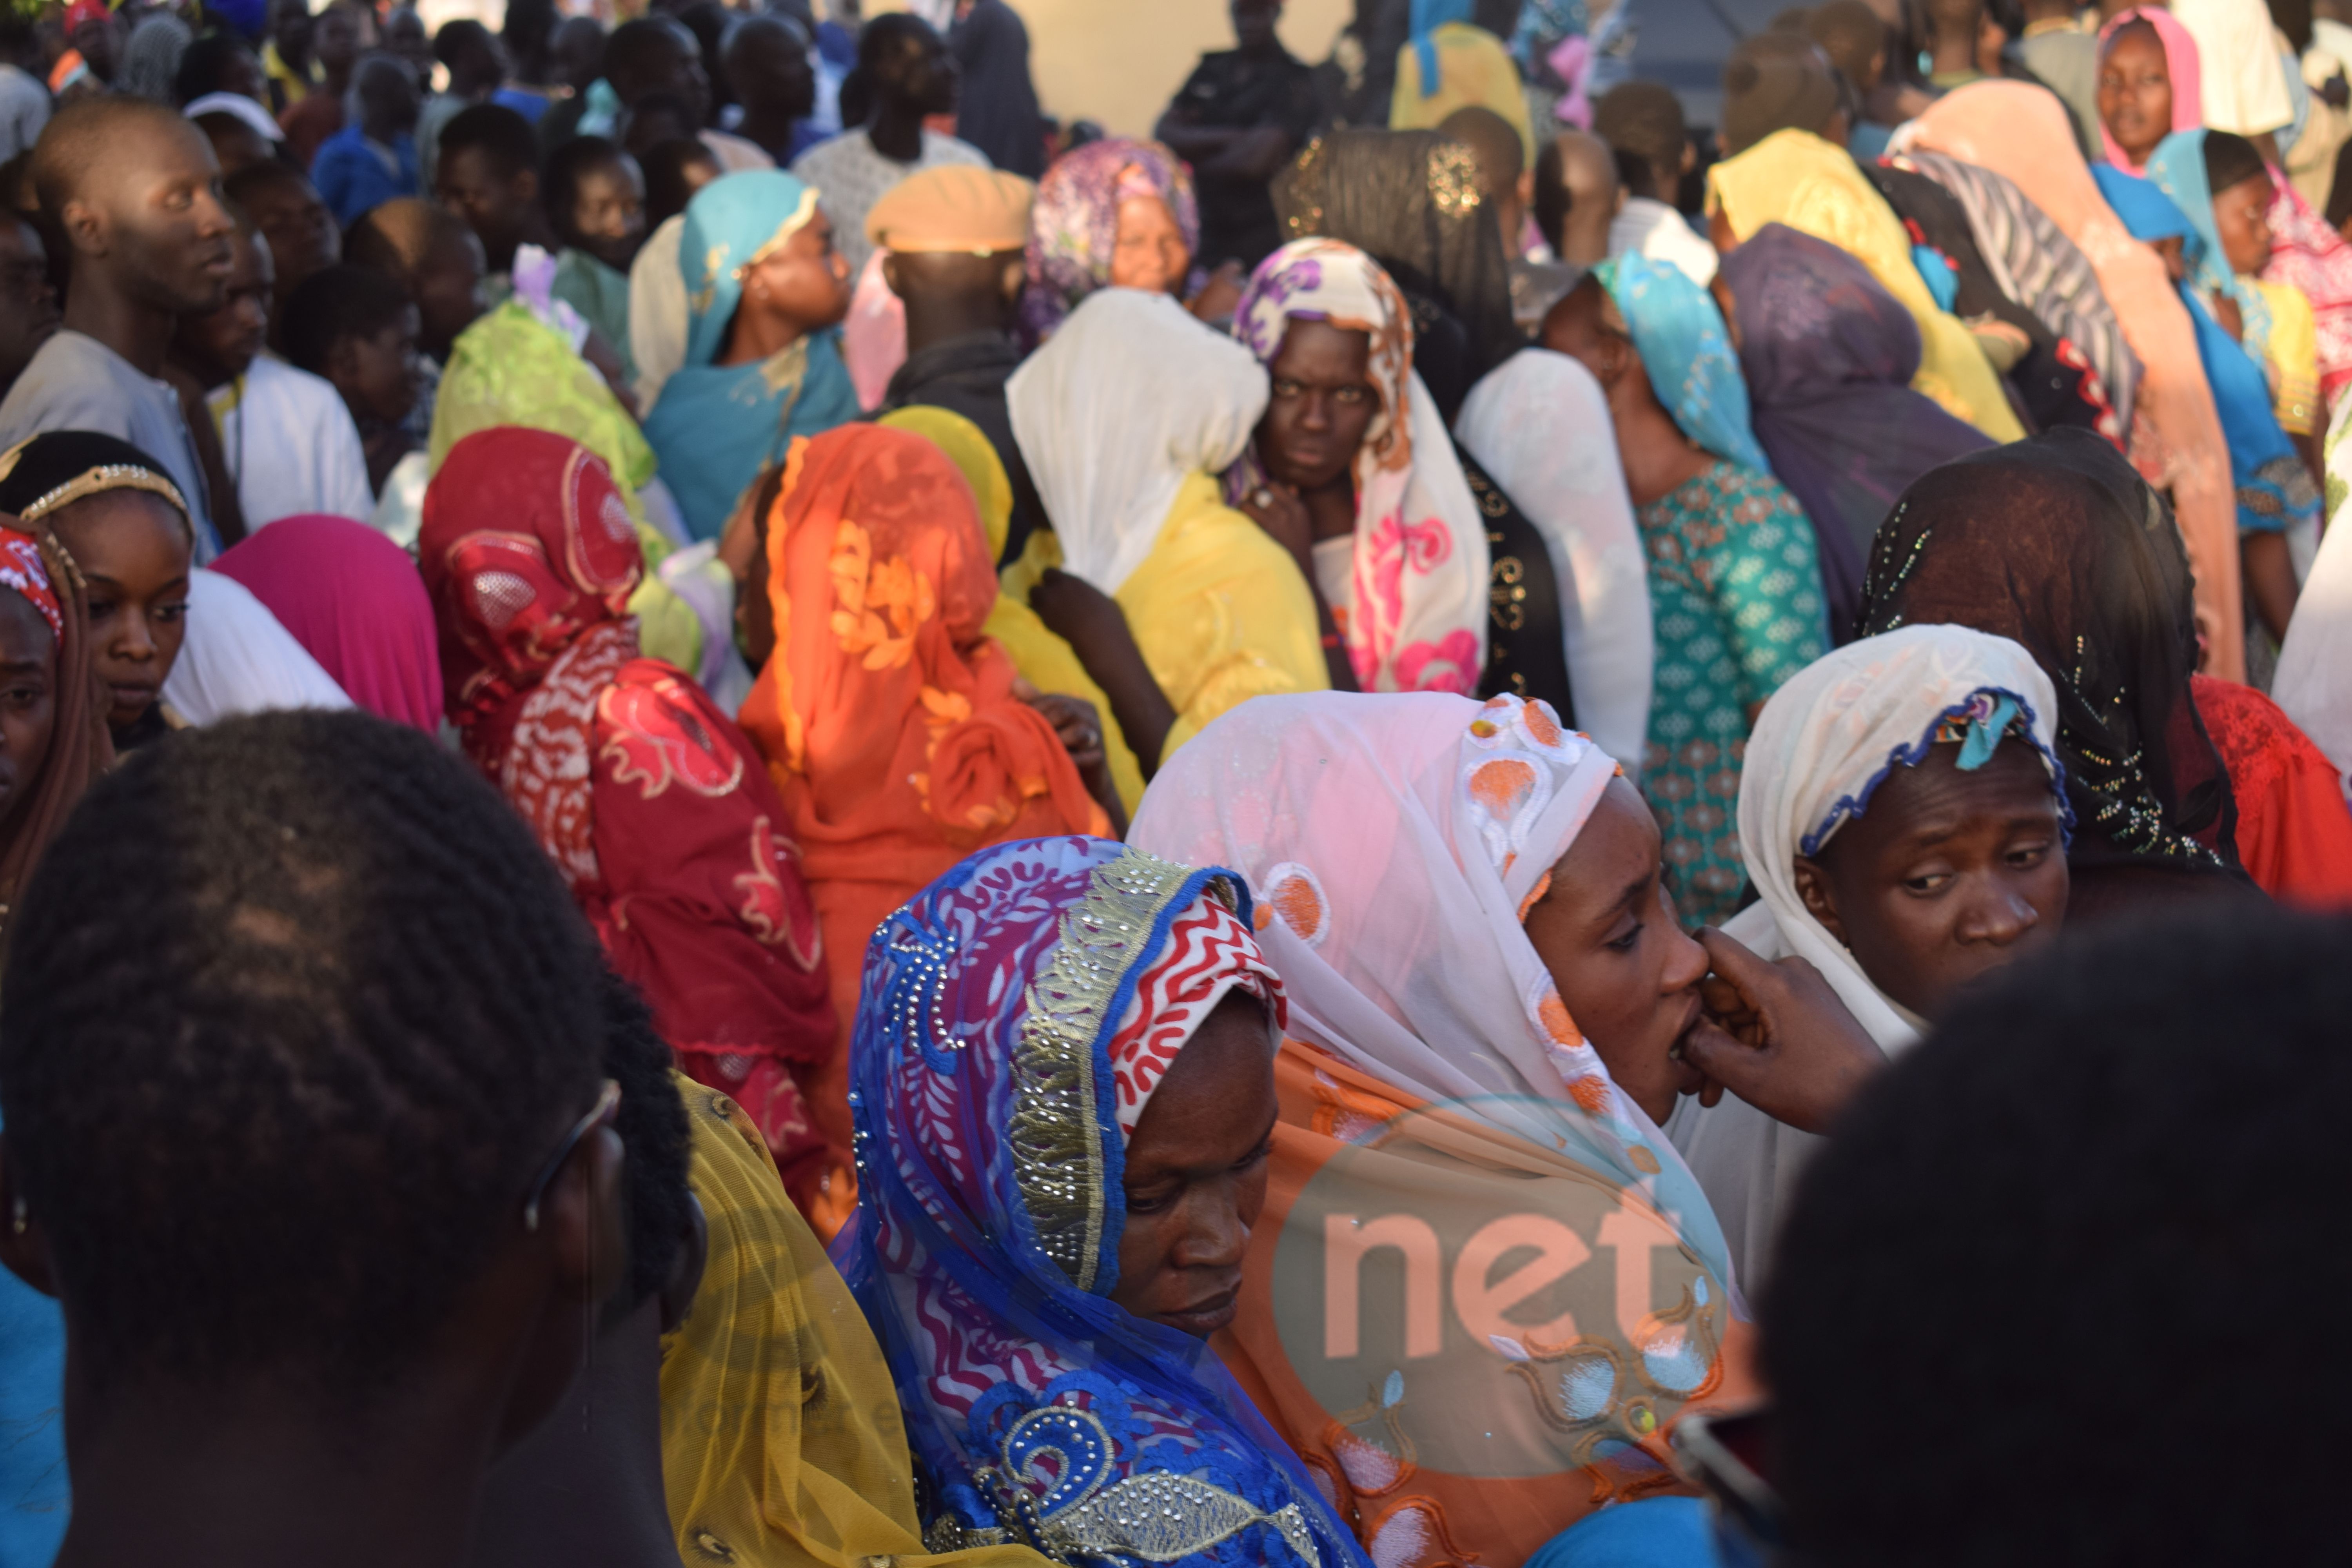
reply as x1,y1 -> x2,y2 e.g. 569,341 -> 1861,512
1456,349 -> 1656,777
1130,688 -> 1733,1274
1227,240 -> 1491,695
629,211 -> 690,410
1666,623 -> 2064,1286
163,569 -> 353,726
184,92 -> 285,142
1005,287 -> 1269,595
2274,409 -> 2352,796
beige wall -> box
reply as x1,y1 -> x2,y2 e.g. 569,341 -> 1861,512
879,0 -> 1351,138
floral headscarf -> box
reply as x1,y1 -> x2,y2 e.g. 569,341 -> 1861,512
837,835 -> 1361,1568
1226,238 -> 1489,695
1595,252 -> 1773,474
1019,138 -> 1198,347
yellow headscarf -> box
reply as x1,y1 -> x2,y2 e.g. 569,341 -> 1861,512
661,1075 -> 1049,1568
1706,129 -> 2025,443
875,405 -> 1145,813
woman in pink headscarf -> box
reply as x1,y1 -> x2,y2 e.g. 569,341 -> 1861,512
212,515 -> 443,732
2096,7 -> 2203,176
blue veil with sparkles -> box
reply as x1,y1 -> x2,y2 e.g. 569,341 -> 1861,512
834,837 -> 1368,1568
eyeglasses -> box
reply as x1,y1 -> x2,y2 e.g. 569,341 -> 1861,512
521,1078 -> 620,1233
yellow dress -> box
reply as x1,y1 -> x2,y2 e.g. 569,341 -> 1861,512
1000,472 -> 1329,766
1707,128 -> 2026,443
2252,278 -> 2321,438
876,405 -> 1146,814
661,1074 -> 1050,1568
1389,21 -> 1537,165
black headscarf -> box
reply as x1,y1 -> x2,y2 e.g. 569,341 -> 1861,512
1858,428 -> 2247,894
1273,128 -> 1522,421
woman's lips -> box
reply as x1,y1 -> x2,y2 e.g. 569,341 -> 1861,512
109,682 -> 158,711
1158,1288 -> 1240,1337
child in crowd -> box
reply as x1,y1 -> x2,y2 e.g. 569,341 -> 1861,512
545,134 -> 645,377
172,210 -> 374,524
310,52 -> 421,227
345,197 -> 488,442
281,262 -> 423,496
224,160 -> 341,353
434,100 -> 556,291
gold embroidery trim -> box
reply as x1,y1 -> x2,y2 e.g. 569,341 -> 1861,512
1007,850 -> 1225,1291
10,462 -> 190,527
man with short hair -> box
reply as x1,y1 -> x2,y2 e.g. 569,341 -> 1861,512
724,13 -> 822,165
0,710 -> 630,1568
791,13 -> 985,279
0,96 -> 230,554
278,0 -> 375,168
1156,0 -> 1319,269
433,100 -> 554,285
948,0 -> 1045,177
419,18 -> 509,189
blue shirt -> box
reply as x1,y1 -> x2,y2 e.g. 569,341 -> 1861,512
310,125 -> 419,229
0,1106 -> 67,1564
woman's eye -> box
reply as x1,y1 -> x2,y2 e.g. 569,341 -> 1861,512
1606,921 -> 1642,953
1904,871 -> 1953,894
2007,841 -> 2050,868
1236,1138 -> 1273,1172
1334,387 -> 1368,405
85,601 -> 114,619
3,684 -> 42,708
157,601 -> 189,623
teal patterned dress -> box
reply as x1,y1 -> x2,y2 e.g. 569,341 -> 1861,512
1638,459 -> 1826,926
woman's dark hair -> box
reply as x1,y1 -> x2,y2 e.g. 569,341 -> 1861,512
0,711 -> 608,1394
1764,904 -> 2352,1565
2202,129 -> 2269,197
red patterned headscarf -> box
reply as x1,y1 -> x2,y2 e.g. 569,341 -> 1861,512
1104,890 -> 1285,1138
0,530 -> 62,645
418,428 -> 646,889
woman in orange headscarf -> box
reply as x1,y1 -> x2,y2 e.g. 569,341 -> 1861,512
740,422 -> 1110,1167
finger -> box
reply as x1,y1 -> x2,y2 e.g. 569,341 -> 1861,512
1677,1018 -> 1776,1098
1695,926 -> 1784,1003
1700,1078 -> 1724,1108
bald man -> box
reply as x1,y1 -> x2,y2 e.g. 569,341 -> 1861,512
0,96 -> 230,553
1533,129 -> 1623,268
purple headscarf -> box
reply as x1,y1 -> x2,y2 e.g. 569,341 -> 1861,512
1019,138 -> 1199,348
1720,223 -> 1995,644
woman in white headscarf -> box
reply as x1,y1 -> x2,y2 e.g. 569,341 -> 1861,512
1007,286 -> 1327,773
1666,623 -> 2071,1287
161,569 -> 353,726
1456,350 -> 1656,777
2274,410 -> 2352,796
1130,688 -> 1882,1568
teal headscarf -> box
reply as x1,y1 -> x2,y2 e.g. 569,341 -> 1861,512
2144,128 -> 2275,365
679,168 -> 822,368
1410,0 -> 1474,96
2092,162 -> 2317,537
1595,250 -> 1773,474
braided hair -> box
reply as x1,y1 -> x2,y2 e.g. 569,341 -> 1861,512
0,710 -> 608,1393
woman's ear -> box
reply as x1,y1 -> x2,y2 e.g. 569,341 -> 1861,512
1792,857 -> 1850,947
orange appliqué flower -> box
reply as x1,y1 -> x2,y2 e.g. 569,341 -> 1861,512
827,518 -> 935,670
1537,986 -> 1584,1047
1469,756 -> 1538,816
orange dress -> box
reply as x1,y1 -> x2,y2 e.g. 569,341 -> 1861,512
739,423 -> 1108,1225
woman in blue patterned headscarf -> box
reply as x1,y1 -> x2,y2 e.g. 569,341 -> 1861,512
1543,252 -> 1825,925
837,835 -> 1367,1568
641,169 -> 862,540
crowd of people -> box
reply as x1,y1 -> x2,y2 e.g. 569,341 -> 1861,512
0,0 -> 2350,1562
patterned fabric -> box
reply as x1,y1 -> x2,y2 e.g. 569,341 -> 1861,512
2261,180 -> 2352,412
739,423 -> 1108,1177
2190,674 -> 2352,908
1019,138 -> 1199,348
1105,894 -> 1283,1135
1636,460 -> 1826,927
1894,149 -> 2142,436
1594,253 -> 1769,474
2097,7 -> 2205,174
0,529 -> 59,643
838,837 -> 1364,1568
1129,692 -> 1753,1568
1225,239 -> 1489,695
418,428 -> 840,1201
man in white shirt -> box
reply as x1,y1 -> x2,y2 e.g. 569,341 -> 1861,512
1592,79 -> 1718,287
0,97 -> 229,556
791,13 -> 987,279
2171,0 -> 2295,145
0,10 -> 49,163
172,211 -> 372,528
